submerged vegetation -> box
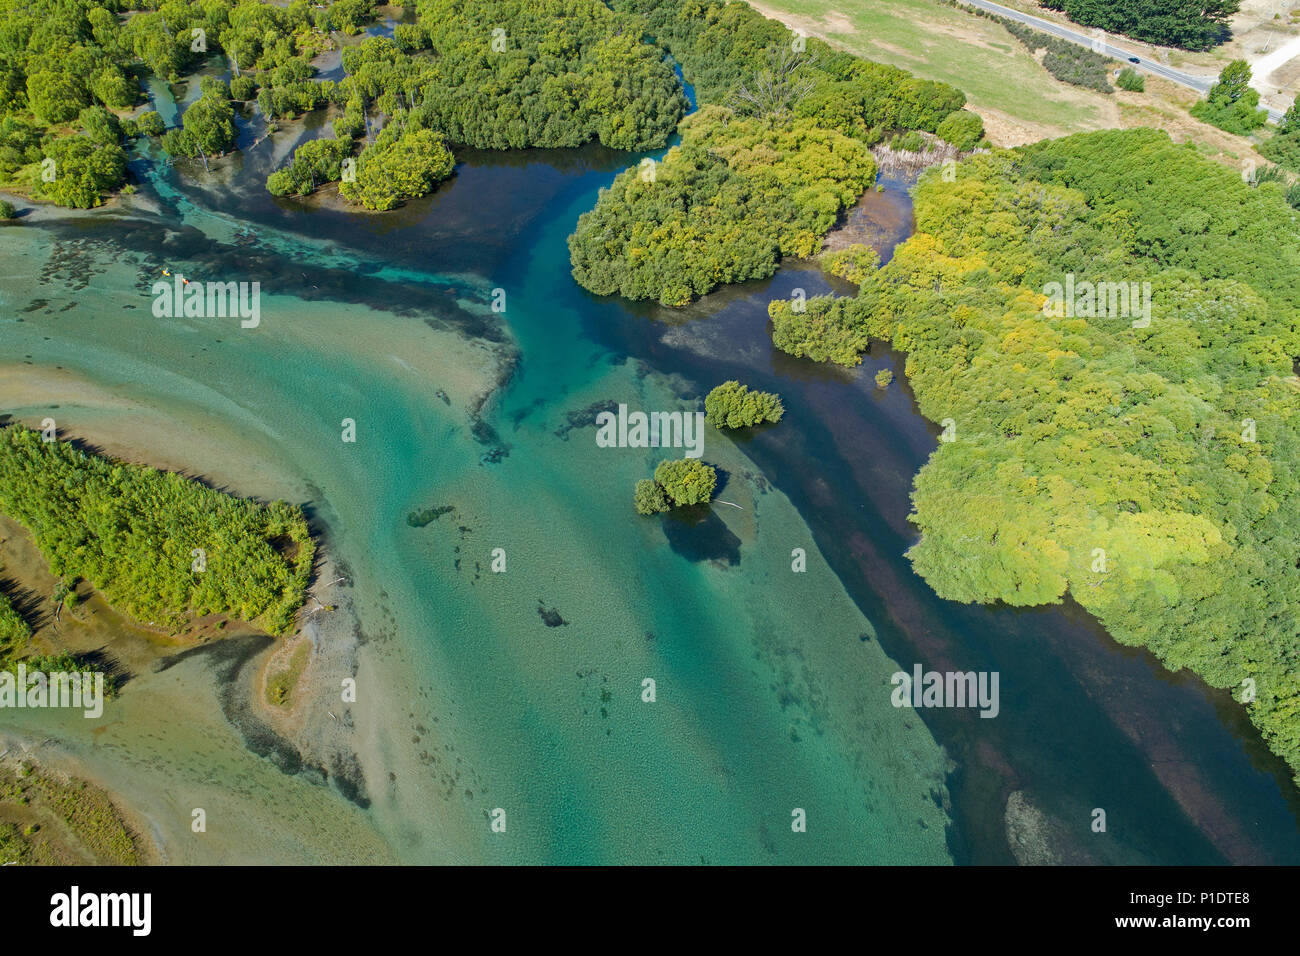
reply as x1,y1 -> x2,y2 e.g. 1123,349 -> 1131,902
266,0 -> 688,208
406,504 -> 455,528
265,640 -> 310,707
0,426 -> 313,635
0,761 -> 142,864
769,128 -> 1300,781
0,0 -> 371,206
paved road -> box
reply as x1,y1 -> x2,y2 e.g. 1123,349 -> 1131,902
959,0 -> 1286,123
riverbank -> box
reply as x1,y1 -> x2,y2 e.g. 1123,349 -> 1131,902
0,345 -> 515,862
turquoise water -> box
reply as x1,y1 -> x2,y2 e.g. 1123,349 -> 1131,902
0,143 -> 953,864
3,85 -> 1300,863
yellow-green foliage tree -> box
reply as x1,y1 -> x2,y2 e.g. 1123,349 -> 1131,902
705,381 -> 784,429
653,458 -> 718,508
822,243 -> 879,285
339,125 -> 453,211
569,106 -> 876,305
570,0 -> 970,306
768,128 -> 1300,781
0,426 -> 314,634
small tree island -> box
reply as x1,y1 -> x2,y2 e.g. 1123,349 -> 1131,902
704,381 -> 784,430
634,458 -> 718,515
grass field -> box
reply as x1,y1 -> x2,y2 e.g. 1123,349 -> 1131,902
751,0 -> 1277,170
748,0 -> 1116,143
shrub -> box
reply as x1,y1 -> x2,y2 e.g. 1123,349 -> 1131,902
633,479 -> 670,515
136,111 -> 166,137
78,106 -> 121,145
988,15 -> 1112,92
0,589 -> 29,658
822,243 -> 879,285
704,381 -> 784,429
936,109 -> 984,150
892,130 -> 926,152
229,75 -> 259,101
1116,68 -> 1145,92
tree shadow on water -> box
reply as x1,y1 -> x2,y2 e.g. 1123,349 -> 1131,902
660,502 -> 742,566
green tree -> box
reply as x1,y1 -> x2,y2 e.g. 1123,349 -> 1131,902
1281,94 -> 1300,133
25,69 -> 88,124
633,478 -> 670,515
161,79 -> 237,164
653,458 -> 717,506
1191,60 -> 1267,134
1116,67 -> 1145,92
935,109 -> 984,150
338,125 -> 453,211
0,587 -> 29,659
78,105 -> 120,145
822,243 -> 879,285
769,295 -> 870,366
704,381 -> 784,429
136,110 -> 166,137
267,136 -> 352,197
776,128 -> 1300,785
37,135 -> 126,208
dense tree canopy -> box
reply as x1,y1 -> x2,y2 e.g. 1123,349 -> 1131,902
634,458 -> 718,514
655,458 -> 718,507
633,478 -> 671,515
569,106 -> 877,305
769,128 -> 1300,781
935,109 -> 984,150
34,132 -> 126,207
0,0 -> 139,203
0,0 -> 370,205
411,0 -> 688,151
267,134 -> 350,197
570,0 -> 970,305
1259,94 -> 1300,182
1039,0 -> 1238,51
265,0 -> 689,205
612,0 -> 965,139
0,425 -> 314,635
338,122 -> 453,210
